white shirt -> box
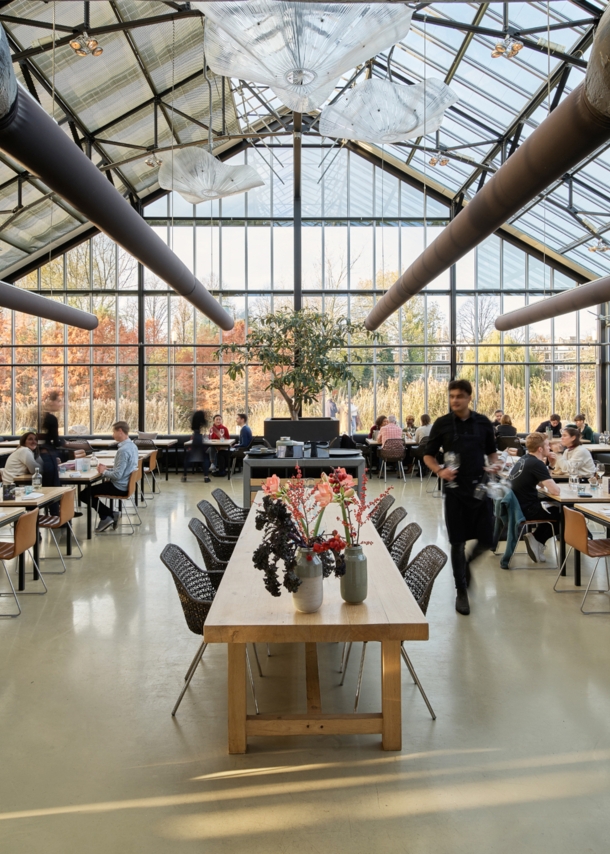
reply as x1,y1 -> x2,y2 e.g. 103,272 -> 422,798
553,445 -> 595,478
414,425 -> 432,444
2,446 -> 41,484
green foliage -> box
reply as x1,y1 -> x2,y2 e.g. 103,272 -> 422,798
216,308 -> 372,420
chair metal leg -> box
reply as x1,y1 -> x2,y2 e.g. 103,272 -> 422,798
509,520 -> 558,570
354,642 -> 368,712
401,644 -> 436,720
339,641 -> 353,685
580,556 -> 610,614
172,639 -> 207,716
42,529 -> 67,574
17,551 -> 47,595
553,547 -> 581,592
245,648 -> 260,715
266,644 -> 271,657
339,641 -> 348,673
252,643 -> 264,677
397,461 -> 406,482
0,559 -> 21,617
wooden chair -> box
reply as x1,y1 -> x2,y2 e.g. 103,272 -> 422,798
135,439 -> 160,496
94,468 -> 142,534
554,507 -> 610,614
38,489 -> 83,573
0,509 -> 45,617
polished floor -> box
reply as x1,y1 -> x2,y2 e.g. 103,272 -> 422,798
1,472 -> 609,854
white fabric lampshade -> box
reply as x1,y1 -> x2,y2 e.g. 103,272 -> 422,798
158,147 -> 264,204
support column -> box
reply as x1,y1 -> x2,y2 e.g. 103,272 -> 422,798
293,111 -> 302,311
137,261 -> 145,432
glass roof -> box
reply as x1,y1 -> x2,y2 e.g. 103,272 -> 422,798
0,0 -> 607,281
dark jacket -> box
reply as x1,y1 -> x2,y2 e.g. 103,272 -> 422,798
493,489 -> 525,569
496,424 -> 517,438
536,420 -> 562,437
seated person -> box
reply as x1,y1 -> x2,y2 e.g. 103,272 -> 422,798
496,414 -> 517,438
182,410 -> 210,483
536,414 -> 562,437
368,415 -> 387,439
492,409 -> 504,431
574,414 -> 595,442
551,427 -> 595,478
414,414 -> 432,445
404,415 -> 416,432
379,414 -> 403,447
80,421 -> 139,532
1,432 -> 42,484
230,413 -> 253,473
209,414 -> 230,477
507,432 -> 560,563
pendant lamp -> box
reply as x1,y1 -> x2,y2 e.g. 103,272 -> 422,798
0,281 -> 98,330
195,1 -> 414,112
319,78 -> 457,144
158,147 -> 264,204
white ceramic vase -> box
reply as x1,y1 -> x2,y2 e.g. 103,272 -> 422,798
292,548 -> 324,613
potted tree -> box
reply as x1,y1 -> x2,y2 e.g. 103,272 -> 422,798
217,308 -> 369,445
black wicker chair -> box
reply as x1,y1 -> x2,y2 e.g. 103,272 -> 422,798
212,488 -> 249,535
371,493 -> 395,532
160,544 -> 260,716
379,506 -> 408,547
390,522 -> 423,577
378,438 -> 407,481
341,544 -> 447,720
197,499 -> 239,544
188,518 -> 229,585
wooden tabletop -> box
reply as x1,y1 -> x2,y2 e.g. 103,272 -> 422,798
537,484 -> 610,503
205,502 -> 428,645
0,486 -> 74,507
0,507 -> 24,526
59,469 -> 103,483
366,437 -> 417,446
574,503 -> 610,524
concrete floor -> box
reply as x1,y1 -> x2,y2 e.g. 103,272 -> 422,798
1,473 -> 609,854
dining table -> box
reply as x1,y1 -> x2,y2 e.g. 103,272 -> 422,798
537,483 -> 610,586
0,486 -> 75,590
11,468 -> 103,540
204,498 -> 428,754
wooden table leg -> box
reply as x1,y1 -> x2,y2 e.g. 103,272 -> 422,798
381,639 -> 401,751
228,643 -> 247,754
305,642 -> 322,713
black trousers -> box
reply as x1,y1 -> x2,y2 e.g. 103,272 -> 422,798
450,540 -> 491,592
80,482 -> 128,520
523,502 -> 561,544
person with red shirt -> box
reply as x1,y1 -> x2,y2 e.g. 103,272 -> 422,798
209,413 -> 230,476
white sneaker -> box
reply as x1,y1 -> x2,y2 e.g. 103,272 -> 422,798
538,544 -> 547,563
209,464 -> 218,472
524,533 -> 541,563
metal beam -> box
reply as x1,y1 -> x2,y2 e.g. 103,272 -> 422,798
293,112 -> 302,312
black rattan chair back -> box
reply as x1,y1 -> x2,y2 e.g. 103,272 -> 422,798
188,518 -> 228,588
212,488 -> 249,527
390,522 -> 422,576
403,545 -> 448,615
197,499 -> 239,542
134,438 -> 157,451
160,544 -> 216,635
379,506 -> 408,546
371,493 -> 395,531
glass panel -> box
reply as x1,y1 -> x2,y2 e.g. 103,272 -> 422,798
477,236 -> 500,290
0,366 -> 11,433
272,227 -> 293,290
67,365 -> 90,435
92,367 -> 116,433
145,366 -> 169,433
118,366 -> 138,429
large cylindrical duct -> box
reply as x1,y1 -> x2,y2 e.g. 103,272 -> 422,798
495,276 -> 610,331
0,28 -> 233,331
0,280 -> 98,329
365,6 -> 610,331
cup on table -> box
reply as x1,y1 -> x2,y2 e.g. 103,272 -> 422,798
24,485 -> 33,495
14,487 -> 25,500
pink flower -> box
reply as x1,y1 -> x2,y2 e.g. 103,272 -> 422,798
335,468 -> 356,488
314,481 -> 334,508
263,473 -> 281,496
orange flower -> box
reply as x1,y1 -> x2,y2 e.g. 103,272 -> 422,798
262,473 -> 281,496
314,481 -> 334,507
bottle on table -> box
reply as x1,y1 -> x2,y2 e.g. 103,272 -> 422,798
32,467 -> 42,490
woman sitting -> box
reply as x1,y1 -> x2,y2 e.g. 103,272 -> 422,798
551,426 -> 595,478
1,432 -> 42,484
496,414 -> 517,438
368,415 -> 387,439
414,414 -> 432,445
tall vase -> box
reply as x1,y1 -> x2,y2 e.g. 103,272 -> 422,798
340,545 -> 368,604
293,548 -> 324,613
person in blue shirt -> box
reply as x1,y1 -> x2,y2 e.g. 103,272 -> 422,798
236,413 -> 252,448
80,421 -> 139,532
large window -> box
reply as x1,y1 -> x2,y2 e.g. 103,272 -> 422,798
0,145 -> 600,435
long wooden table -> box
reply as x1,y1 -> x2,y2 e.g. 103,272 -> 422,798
205,500 -> 428,754
537,484 -> 610,585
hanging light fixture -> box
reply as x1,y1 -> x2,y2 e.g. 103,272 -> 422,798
145,154 -> 163,168
491,37 -> 523,59
158,147 -> 264,204
588,238 -> 610,252
319,78 -> 457,145
195,1 -> 414,112
69,33 -> 102,57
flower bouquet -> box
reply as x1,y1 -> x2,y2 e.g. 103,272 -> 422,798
253,468 -> 347,612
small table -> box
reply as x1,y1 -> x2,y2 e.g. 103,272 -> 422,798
58,469 -> 103,539
205,501 -> 428,754
537,484 -> 610,586
243,454 -> 366,506
0,487 -> 74,590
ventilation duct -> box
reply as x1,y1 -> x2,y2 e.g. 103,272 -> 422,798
0,27 -> 233,331
495,277 -> 610,331
0,280 -> 98,330
365,4 -> 610,331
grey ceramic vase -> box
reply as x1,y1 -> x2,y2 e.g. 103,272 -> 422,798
340,545 -> 368,604
292,548 -> 324,613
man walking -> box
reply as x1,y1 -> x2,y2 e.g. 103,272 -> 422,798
81,421 -> 139,532
424,380 -> 500,616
